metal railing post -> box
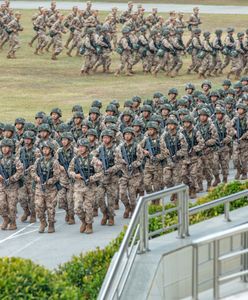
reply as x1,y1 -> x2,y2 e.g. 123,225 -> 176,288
213,240 -> 220,300
138,203 -> 145,254
184,188 -> 190,237
192,245 -> 198,300
241,231 -> 248,282
224,202 -> 231,222
177,191 -> 184,238
144,201 -> 149,251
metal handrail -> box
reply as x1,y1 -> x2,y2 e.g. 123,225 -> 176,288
192,223 -> 248,299
189,189 -> 248,222
98,184 -> 189,300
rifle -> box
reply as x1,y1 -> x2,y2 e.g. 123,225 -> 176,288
99,146 -> 109,175
37,159 -> 48,192
74,157 -> 89,186
121,145 -> 133,175
164,134 -> 177,163
58,151 -> 70,178
145,138 -> 159,163
236,118 -> 241,144
20,148 -> 29,176
0,163 -> 10,186
215,121 -> 225,148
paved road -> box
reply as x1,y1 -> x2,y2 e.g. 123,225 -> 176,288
11,1 -> 248,14
0,165 -> 237,269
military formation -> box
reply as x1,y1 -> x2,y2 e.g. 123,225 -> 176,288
0,77 -> 248,234
1,1 -> 248,78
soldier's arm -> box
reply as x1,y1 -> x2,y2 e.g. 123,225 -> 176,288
156,138 -> 169,160
131,144 -> 144,168
206,124 -> 218,146
194,130 -> 205,152
177,134 -> 188,158
9,159 -> 24,183
47,159 -> 60,185
90,157 -> 103,182
223,120 -> 235,144
68,158 -> 77,179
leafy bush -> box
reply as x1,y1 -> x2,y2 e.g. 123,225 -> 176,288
2,181 -> 248,300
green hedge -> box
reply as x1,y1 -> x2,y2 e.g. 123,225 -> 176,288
1,181 -> 248,300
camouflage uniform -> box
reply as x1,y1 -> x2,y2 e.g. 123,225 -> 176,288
34,12 -> 49,54
6,13 -> 23,58
198,32 -> 214,78
50,18 -> 66,60
228,33 -> 245,79
80,29 -> 97,75
187,29 -> 202,74
221,29 -> 235,72
211,30 -> 223,75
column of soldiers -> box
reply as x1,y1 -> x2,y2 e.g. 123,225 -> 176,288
1,1 -> 248,77
0,77 -> 248,233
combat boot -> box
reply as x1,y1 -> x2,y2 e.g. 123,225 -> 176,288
66,51 -> 72,57
241,173 -> 248,180
93,208 -> 98,217
65,212 -> 69,223
222,176 -> 228,183
196,182 -> 203,193
51,53 -> 57,60
189,188 -> 197,199
39,220 -> 47,233
48,222 -> 55,233
207,181 -> 212,191
1,217 -> 10,230
80,220 -> 86,233
212,175 -> 221,187
108,217 -> 114,226
114,201 -> 119,210
8,221 -> 17,230
170,194 -> 178,203
114,70 -> 120,77
130,205 -> 136,218
235,168 -> 241,180
68,215 -> 75,225
101,213 -> 108,225
34,49 -> 39,55
21,209 -> 30,222
152,199 -> 160,205
123,205 -> 130,219
29,212 -> 36,223
125,71 -> 133,76
85,223 -> 93,234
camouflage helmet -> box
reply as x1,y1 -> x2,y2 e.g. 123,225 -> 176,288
61,132 -> 74,141
153,92 -> 163,98
77,138 -> 90,148
122,26 -> 131,34
210,90 -> 220,98
178,108 -> 190,116
182,115 -> 194,124
104,115 -> 118,124
160,103 -> 172,112
24,122 -> 36,132
237,32 -> 244,38
122,109 -> 134,118
240,76 -> 248,83
215,29 -> 222,35
199,108 -> 210,117
15,118 -> 25,125
82,120 -> 93,128
177,98 -> 188,106
201,80 -> 212,88
38,123 -> 51,133
192,90 -> 203,98
185,82 -> 195,90
50,108 -> 62,117
23,130 -> 36,141
72,104 -> 83,112
41,141 -> 55,151
86,128 -> 98,137
86,28 -> 94,34
91,99 -> 102,109
166,118 -> 178,126
73,111 -> 84,119
227,88 -> 236,96
143,99 -> 153,107
35,111 -> 46,119
193,28 -> 201,34
110,99 -> 120,108
106,124 -> 118,132
146,121 -> 159,131
0,138 -> 14,148
168,87 -> 178,95
57,123 -> 70,133
222,79 -> 232,87
227,27 -> 234,33
215,107 -> 226,114
89,107 -> 100,115
162,29 -> 170,37
132,96 -> 142,103
132,119 -> 144,128
233,81 -> 243,89
224,96 -> 234,105
123,127 -> 135,135
141,105 -> 152,113
101,129 -> 114,138
203,31 -> 211,38
106,103 -> 117,113
216,100 -> 225,108
236,103 -> 247,112
242,86 -> 248,93
4,124 -> 15,132
124,100 -> 133,108
140,25 -> 147,32
150,114 -> 163,123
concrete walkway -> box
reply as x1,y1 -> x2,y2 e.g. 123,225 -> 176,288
11,1 -> 248,14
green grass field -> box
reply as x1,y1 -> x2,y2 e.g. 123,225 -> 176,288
0,10 -> 247,123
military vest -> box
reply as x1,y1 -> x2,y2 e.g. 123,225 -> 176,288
74,154 -> 95,180
163,132 -> 181,156
37,157 -> 55,181
182,128 -> 198,152
99,145 -> 115,169
234,117 -> 247,138
121,142 -> 138,165
58,146 -> 74,170
0,155 -> 17,178
20,146 -> 36,171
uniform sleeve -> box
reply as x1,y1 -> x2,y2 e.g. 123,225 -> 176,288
9,159 -> 24,183
193,130 -> 205,152
68,158 -> 77,179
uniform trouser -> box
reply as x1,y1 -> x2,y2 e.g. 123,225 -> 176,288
154,52 -> 170,73
222,55 -> 231,70
244,54 -> 248,73
57,185 -> 74,216
188,51 -> 201,72
8,33 -> 20,55
94,51 -> 111,70
65,31 -> 73,47
142,52 -> 153,72
0,30 -> 9,47
117,50 -> 133,72
34,186 -> 57,223
119,173 -> 142,207
36,30 -> 48,50
73,187 -> 94,224
68,31 -> 81,51
230,54 -> 244,76
216,146 -> 230,177
97,175 -> 119,217
81,52 -> 97,72
53,34 -> 63,55
18,182 -> 35,215
163,161 -> 183,188
169,52 -> 183,73
144,163 -> 163,193
198,53 -> 213,75
233,141 -> 248,175
199,150 -> 219,184
182,157 -> 200,190
0,184 -> 18,222
211,52 -> 222,72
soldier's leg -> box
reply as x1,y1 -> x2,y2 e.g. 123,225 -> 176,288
57,187 -> 68,221
144,167 -> 154,193
189,158 -> 200,198
163,166 -> 173,188
65,31 -> 73,48
45,188 -> 57,233
74,190 -> 86,233
35,188 -> 47,233
67,185 -> 75,224
7,188 -> 18,229
212,151 -> 221,186
233,143 -> 241,179
0,191 -> 10,230
27,183 -> 36,223
105,179 -> 117,225
119,176 -> 130,218
18,185 -> 30,222
221,55 -> 230,71
83,189 -> 94,234
202,154 -> 213,189
29,33 -> 39,47
219,149 -> 230,182
240,145 -> 248,179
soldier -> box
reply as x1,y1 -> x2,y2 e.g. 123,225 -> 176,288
232,103 -> 248,180
181,115 -> 204,198
29,6 -> 43,48
32,141 -> 60,233
115,127 -> 143,218
14,118 -> 25,141
140,122 -> 168,200
80,28 -> 97,75
66,10 -> 83,57
71,111 -> 84,142
198,32 -> 214,78
64,6 -> 78,49
212,29 -> 223,76
56,132 -> 75,224
0,8 -> 14,50
36,124 -> 59,151
50,13 -> 66,60
93,129 -> 120,226
18,131 -> 40,223
214,107 -> 234,183
120,1 -> 133,24
168,29 -> 185,77
0,138 -> 23,230
145,8 -> 159,31
33,8 -> 49,55
228,32 -> 245,80
187,28 -> 202,75
108,7 -> 119,48
45,9 -> 60,52
196,108 -> 219,190
221,27 -> 235,73
176,12 -> 186,29
186,6 -> 201,46
115,26 -> 133,76
6,11 -> 23,59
